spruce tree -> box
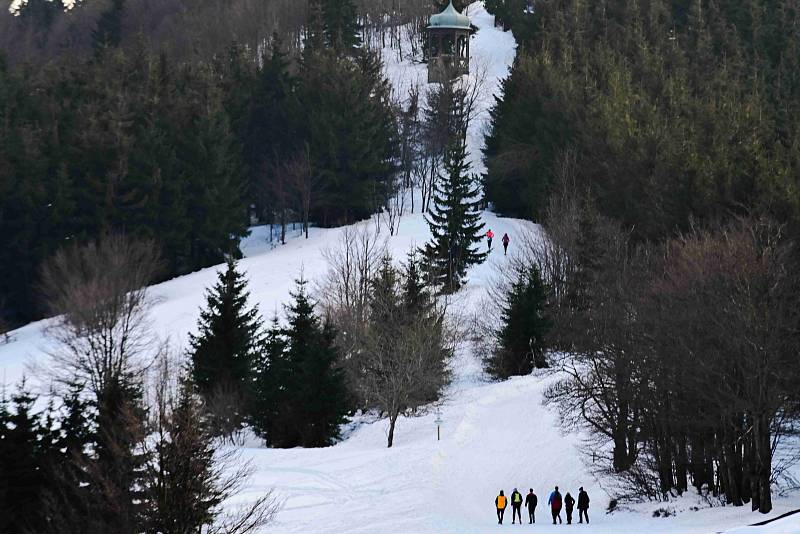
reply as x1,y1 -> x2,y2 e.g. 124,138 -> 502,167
423,137 -> 486,293
91,0 -> 125,55
40,381 -> 95,533
487,266 -> 552,379
402,250 -> 432,316
283,278 -> 348,447
189,258 -> 260,388
92,373 -> 150,534
0,385 -> 47,533
189,257 -> 262,428
249,316 -> 288,444
322,0 -> 362,51
253,279 -> 348,448
146,377 -> 219,532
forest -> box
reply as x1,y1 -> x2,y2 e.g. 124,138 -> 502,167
0,0 -> 435,326
482,0 -> 800,514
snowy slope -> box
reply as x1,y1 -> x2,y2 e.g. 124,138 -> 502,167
2,3 -> 799,533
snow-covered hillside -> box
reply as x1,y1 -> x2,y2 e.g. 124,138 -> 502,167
2,3 -> 798,532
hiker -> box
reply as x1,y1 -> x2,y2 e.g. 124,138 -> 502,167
486,229 -> 494,250
525,488 -> 538,524
510,488 -> 523,524
502,233 -> 510,255
564,492 -> 575,524
495,490 -> 507,524
548,486 -> 563,525
578,487 -> 590,524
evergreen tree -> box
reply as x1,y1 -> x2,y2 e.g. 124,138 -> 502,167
92,373 -> 150,534
0,385 -> 48,533
298,50 -> 398,225
423,138 -> 486,293
91,0 -> 125,55
189,257 -> 262,429
322,0 -> 362,51
401,250 -> 432,316
486,266 -> 552,379
253,279 -> 348,448
281,278 -> 348,447
183,95 -> 248,269
146,377 -> 220,532
569,192 -> 604,312
249,316 -> 289,443
39,381 -> 96,534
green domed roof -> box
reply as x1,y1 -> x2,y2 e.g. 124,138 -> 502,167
428,1 -> 471,30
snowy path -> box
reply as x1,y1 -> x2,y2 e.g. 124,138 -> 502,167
2,3 -> 799,533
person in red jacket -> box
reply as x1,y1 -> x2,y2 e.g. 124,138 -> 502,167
548,486 -> 563,524
502,233 -> 510,255
486,229 -> 494,250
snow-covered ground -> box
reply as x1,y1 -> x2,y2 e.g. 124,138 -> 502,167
2,3 -> 799,532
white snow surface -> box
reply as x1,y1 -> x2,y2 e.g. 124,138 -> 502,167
2,3 -> 799,533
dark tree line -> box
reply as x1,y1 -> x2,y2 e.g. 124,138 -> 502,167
483,0 -> 800,240
1,0 -> 401,327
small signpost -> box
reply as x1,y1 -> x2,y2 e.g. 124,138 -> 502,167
435,409 -> 443,441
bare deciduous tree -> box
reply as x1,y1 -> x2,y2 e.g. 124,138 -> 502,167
319,226 -> 388,381
40,233 -> 163,396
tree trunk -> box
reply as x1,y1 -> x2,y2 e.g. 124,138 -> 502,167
752,414 -> 773,513
387,411 -> 399,448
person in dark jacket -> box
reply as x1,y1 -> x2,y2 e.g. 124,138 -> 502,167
495,490 -> 507,524
525,488 -> 538,524
577,487 -> 590,524
510,488 -> 523,524
502,233 -> 510,255
548,486 -> 563,524
564,492 -> 575,524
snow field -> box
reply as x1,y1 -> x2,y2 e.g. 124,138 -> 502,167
2,3 -> 799,532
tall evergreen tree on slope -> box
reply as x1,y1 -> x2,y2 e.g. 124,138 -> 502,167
189,257 -> 262,434
423,137 -> 486,293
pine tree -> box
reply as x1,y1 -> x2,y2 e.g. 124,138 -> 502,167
423,137 -> 486,293
322,0 -> 362,51
91,0 -> 125,55
254,279 -> 348,448
184,96 -> 248,269
146,377 -> 220,532
92,373 -> 150,534
401,250 -> 432,316
0,385 -> 49,533
487,266 -> 552,379
39,380 -> 95,534
189,257 -> 262,430
249,316 -> 289,444
569,191 -> 604,312
283,278 -> 348,447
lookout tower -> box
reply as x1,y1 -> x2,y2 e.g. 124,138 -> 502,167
426,1 -> 471,84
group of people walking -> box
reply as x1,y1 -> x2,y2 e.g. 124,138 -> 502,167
494,487 -> 590,525
485,229 -> 510,255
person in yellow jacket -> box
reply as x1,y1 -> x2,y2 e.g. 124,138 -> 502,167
495,490 -> 508,524
510,488 -> 524,524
